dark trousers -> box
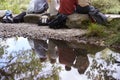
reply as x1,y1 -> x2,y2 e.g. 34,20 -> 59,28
75,5 -> 90,14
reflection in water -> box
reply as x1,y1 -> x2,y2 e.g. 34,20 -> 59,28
86,48 -> 120,80
0,37 -> 120,80
32,39 -> 48,62
0,37 -> 60,80
52,40 -> 89,74
28,39 -> 58,64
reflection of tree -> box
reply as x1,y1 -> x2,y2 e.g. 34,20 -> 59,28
86,48 -> 120,80
86,59 -> 116,80
37,64 -> 61,80
0,49 -> 61,80
0,38 -> 60,80
0,47 -> 4,57
0,49 -> 42,79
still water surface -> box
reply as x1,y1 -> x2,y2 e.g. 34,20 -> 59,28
0,37 -> 120,80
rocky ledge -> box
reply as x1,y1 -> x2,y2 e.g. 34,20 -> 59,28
0,23 -> 87,40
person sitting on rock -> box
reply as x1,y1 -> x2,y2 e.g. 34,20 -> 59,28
27,0 -> 48,14
48,0 -> 78,29
48,0 -> 108,29
2,0 -> 49,23
38,0 -> 60,26
76,0 -> 108,25
75,0 -> 91,14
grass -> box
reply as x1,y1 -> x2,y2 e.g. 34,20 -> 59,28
0,0 -> 120,14
0,0 -> 29,14
87,19 -> 120,46
87,23 -> 107,37
105,32 -> 120,46
104,19 -> 120,46
91,0 -> 120,14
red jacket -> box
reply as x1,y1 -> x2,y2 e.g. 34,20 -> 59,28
59,0 -> 77,15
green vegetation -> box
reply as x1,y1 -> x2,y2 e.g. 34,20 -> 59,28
87,23 -> 107,37
0,48 -> 4,56
0,0 -> 29,14
105,32 -> 120,46
91,0 -> 120,14
87,19 -> 120,46
0,0 -> 120,14
104,19 -> 120,46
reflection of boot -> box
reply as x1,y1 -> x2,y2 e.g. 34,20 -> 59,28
50,58 -> 56,64
40,57 -> 47,62
65,65 -> 71,71
73,55 -> 89,74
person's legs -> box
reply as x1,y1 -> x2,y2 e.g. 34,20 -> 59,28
13,12 -> 26,23
75,5 -> 90,14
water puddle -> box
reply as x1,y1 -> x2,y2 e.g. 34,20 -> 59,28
0,37 -> 120,80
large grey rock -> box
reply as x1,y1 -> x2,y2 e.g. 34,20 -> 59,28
0,10 -> 6,21
66,13 -> 90,29
24,14 -> 42,24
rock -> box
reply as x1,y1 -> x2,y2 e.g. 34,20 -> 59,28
66,14 -> 120,28
66,13 -> 90,29
23,13 -> 90,27
0,10 -> 6,21
24,14 -> 42,24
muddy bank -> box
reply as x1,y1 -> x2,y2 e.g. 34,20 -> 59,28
0,23 -> 119,50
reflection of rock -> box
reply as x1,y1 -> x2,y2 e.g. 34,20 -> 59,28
66,13 -> 89,29
96,48 -> 119,63
99,48 -> 114,60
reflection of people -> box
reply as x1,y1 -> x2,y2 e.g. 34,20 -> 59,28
28,38 -> 58,64
33,39 -> 48,62
53,40 -> 90,73
53,40 -> 76,71
73,48 -> 89,74
47,39 -> 58,64
58,47 -> 76,71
